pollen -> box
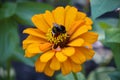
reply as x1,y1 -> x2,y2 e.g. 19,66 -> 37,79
46,28 -> 69,48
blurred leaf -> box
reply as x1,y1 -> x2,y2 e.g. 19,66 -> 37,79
105,28 -> 120,43
105,28 -> 120,71
109,71 -> 120,80
0,19 -> 35,66
15,2 -> 54,26
99,22 -> 112,30
93,18 -> 118,40
90,0 -> 120,20
55,72 -> 86,80
0,2 -> 17,20
0,19 -> 19,65
88,67 -> 116,80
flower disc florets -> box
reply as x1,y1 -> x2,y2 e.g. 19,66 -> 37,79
46,24 -> 70,49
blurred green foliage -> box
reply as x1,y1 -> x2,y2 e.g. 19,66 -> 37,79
0,1 -> 53,61
15,2 -> 54,25
0,1 -> 53,79
105,29 -> 120,71
90,0 -> 120,80
0,19 -> 19,65
55,72 -> 86,80
109,71 -> 120,80
93,18 -> 118,40
0,1 -> 54,66
90,0 -> 120,20
0,2 -> 16,19
0,0 -> 120,80
88,67 -> 116,80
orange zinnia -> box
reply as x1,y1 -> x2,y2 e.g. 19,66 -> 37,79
23,5 -> 98,76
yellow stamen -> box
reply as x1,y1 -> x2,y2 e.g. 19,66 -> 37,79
46,28 -> 69,48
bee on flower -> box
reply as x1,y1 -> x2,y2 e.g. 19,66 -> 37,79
22,5 -> 98,76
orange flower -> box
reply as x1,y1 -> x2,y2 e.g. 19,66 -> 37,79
23,5 -> 98,76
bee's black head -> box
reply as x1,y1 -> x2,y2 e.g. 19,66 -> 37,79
52,23 -> 66,35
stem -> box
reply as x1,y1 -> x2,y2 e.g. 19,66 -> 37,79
110,44 -> 120,71
81,64 -> 85,75
7,61 -> 11,80
72,72 -> 78,80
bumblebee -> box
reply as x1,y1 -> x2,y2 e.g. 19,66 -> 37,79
52,23 -> 66,37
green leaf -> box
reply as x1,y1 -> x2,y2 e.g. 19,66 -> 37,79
15,2 -> 54,26
109,71 -> 120,80
105,28 -> 120,43
0,19 -> 19,65
0,18 -> 35,67
105,28 -> 120,71
93,18 -> 118,40
55,72 -> 86,80
106,43 -> 120,71
0,2 -> 17,20
99,22 -> 112,30
88,67 -> 116,80
90,0 -> 120,20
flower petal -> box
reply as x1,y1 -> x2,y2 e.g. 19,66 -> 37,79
23,28 -> 46,39
22,35 -> 47,49
43,10 -> 55,27
75,48 -> 86,64
62,47 -> 75,56
79,47 -> 95,60
70,53 -> 81,64
71,62 -> 82,73
80,32 -> 98,44
65,5 -> 71,11
65,7 -> 78,30
23,44 -> 28,50
50,56 -> 60,70
55,51 -> 67,62
24,50 -> 39,58
23,35 -> 46,44
85,17 -> 93,25
40,50 -> 55,62
68,38 -> 84,47
75,12 -> 86,21
26,43 -> 42,54
31,14 -> 49,33
70,48 -> 86,64
70,25 -> 88,40
35,58 -> 47,72
68,20 -> 84,35
85,17 -> 93,30
52,7 -> 65,25
82,42 -> 93,49
44,62 -> 55,77
61,60 -> 71,75
39,42 -> 52,52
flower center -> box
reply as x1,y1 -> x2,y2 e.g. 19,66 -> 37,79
46,23 -> 69,49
